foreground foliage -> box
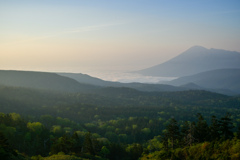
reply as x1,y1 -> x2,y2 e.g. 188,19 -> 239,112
0,112 -> 240,160
141,138 -> 240,160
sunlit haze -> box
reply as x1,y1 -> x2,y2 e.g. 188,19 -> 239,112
1,0 -> 240,80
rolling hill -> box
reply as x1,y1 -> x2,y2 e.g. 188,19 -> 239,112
0,70 -> 98,92
165,69 -> 240,95
137,46 -> 240,77
58,72 -> 118,87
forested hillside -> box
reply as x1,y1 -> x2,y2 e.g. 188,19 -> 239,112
0,84 -> 240,159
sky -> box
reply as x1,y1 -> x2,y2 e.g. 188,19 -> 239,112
1,0 -> 240,74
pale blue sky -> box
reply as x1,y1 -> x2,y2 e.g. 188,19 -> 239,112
1,0 -> 240,72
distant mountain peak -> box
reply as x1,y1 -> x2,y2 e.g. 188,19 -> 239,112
182,45 -> 208,55
189,45 -> 207,50
136,46 -> 240,77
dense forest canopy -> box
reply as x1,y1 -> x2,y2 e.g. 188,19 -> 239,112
0,83 -> 240,159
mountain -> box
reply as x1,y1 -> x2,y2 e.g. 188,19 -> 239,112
0,70 -> 98,92
137,46 -> 240,77
58,72 -> 118,87
165,69 -> 240,95
179,83 -> 203,90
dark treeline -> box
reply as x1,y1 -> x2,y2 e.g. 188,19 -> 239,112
0,86 -> 239,122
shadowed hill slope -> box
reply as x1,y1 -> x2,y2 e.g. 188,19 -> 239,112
0,70 -> 98,92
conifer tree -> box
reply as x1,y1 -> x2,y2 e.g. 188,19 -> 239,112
71,132 -> 82,154
209,115 -> 220,140
195,113 -> 209,142
237,125 -> 240,139
0,132 -> 18,159
164,118 -> 180,149
219,113 -> 234,140
181,121 -> 196,147
82,132 -> 95,155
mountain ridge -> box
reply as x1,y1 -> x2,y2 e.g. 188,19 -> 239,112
0,68 -> 238,96
0,70 -> 98,92
58,72 -> 197,93
165,68 -> 240,95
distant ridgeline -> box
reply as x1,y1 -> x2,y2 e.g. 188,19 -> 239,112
0,67 -> 240,96
0,70 -> 98,92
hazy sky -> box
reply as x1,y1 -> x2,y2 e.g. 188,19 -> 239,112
1,0 -> 240,73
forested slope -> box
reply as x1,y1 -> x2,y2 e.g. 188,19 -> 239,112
0,75 -> 240,159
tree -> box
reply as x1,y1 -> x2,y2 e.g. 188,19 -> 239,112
163,118 -> 180,149
237,125 -> 240,139
209,115 -> 220,140
218,113 -> 234,140
9,113 -> 21,122
50,134 -> 74,155
27,122 -> 44,135
82,132 -> 95,155
0,131 -> 19,160
195,113 -> 209,142
51,125 -> 63,135
99,146 -> 110,158
71,132 -> 83,154
126,143 -> 143,160
181,121 -> 196,147
141,128 -> 151,135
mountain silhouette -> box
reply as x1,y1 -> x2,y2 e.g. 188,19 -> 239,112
137,46 -> 240,77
